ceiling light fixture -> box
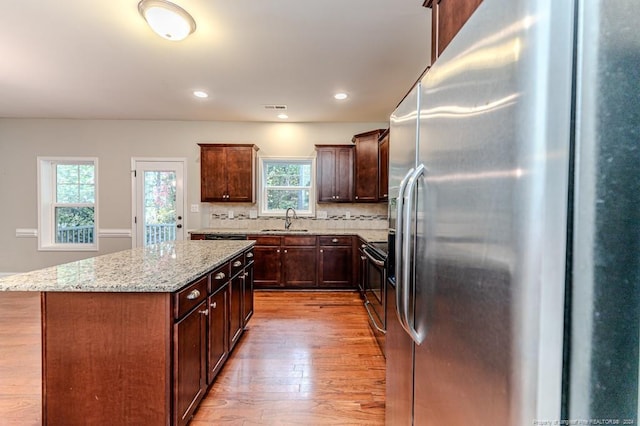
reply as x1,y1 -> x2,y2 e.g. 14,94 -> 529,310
138,0 -> 196,41
277,113 -> 289,119
193,90 -> 208,98
334,93 -> 348,100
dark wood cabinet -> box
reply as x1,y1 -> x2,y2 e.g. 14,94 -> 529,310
248,235 -> 282,288
282,236 -> 317,288
228,254 -> 245,351
248,235 -> 318,289
243,252 -> 254,325
316,145 -> 354,203
199,144 -> 258,202
173,278 -> 208,426
424,0 -> 483,63
41,246 -> 254,426
353,129 -> 386,202
207,262 -> 230,384
378,129 -> 390,200
318,236 -> 354,288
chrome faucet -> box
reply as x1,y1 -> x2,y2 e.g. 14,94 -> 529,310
284,208 -> 298,230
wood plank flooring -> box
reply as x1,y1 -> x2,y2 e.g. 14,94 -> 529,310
192,291 -> 386,425
0,290 -> 385,425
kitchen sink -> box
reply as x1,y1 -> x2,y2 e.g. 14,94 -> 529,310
260,229 -> 308,232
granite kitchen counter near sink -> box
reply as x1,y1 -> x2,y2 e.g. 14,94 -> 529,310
189,228 -> 389,243
0,240 -> 254,292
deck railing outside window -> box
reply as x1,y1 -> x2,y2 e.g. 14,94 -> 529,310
145,224 -> 176,245
57,224 -> 176,245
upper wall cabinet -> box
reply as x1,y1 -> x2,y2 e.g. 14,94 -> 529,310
199,144 -> 259,202
353,129 -> 386,202
315,145 -> 354,203
378,129 -> 390,201
424,0 -> 483,63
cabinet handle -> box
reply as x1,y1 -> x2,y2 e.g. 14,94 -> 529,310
233,260 -> 242,267
284,249 -> 287,253
277,249 -> 280,253
332,196 -> 336,199
383,194 -> 388,197
199,309 -> 209,316
320,249 -> 324,253
361,256 -> 367,260
246,252 -> 254,258
332,238 -> 339,243
214,272 -> 226,280
211,302 -> 217,309
361,244 -> 366,249
355,196 -> 359,199
336,196 -> 340,199
186,289 -> 201,300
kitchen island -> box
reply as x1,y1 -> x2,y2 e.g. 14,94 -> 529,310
0,240 -> 255,426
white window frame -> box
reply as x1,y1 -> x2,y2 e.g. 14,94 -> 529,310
259,156 -> 315,217
37,157 -> 99,251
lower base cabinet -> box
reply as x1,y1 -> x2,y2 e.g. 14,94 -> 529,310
41,246 -> 255,426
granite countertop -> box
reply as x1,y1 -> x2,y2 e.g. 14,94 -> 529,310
189,228 -> 389,243
0,240 -> 254,293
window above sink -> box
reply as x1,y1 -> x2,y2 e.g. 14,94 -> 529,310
259,157 -> 315,217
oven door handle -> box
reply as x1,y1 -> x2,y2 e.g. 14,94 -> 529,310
364,300 -> 386,334
363,248 -> 385,267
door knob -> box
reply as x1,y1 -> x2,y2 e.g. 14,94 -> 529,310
177,224 -> 183,229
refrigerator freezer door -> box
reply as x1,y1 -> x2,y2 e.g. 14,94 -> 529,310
411,0 -> 575,425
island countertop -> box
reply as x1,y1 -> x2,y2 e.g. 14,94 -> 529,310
0,240 -> 254,293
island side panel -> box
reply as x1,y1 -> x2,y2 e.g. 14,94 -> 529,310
42,292 -> 172,425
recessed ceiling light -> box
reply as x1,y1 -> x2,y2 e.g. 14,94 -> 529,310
193,90 -> 208,98
138,0 -> 196,41
277,113 -> 289,119
334,93 -> 348,100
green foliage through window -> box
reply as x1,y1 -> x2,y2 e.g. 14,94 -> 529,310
263,160 -> 312,213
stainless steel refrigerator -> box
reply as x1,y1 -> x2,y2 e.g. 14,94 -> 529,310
386,0 -> 639,424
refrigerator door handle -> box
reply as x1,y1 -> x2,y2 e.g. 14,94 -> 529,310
395,168 -> 414,333
400,163 -> 426,344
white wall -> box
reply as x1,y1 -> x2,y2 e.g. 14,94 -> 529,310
0,118 -> 387,273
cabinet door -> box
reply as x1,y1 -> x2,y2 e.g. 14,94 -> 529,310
318,246 -> 353,288
378,132 -> 389,200
252,245 -> 282,288
428,0 -> 483,63
242,263 -> 254,325
207,286 -> 228,384
226,146 -> 255,202
316,148 -> 336,202
354,134 -> 380,202
335,148 -> 354,202
229,272 -> 244,351
283,246 -> 317,288
174,301 -> 208,426
200,146 -> 227,202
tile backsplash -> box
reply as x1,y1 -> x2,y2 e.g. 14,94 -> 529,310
203,203 -> 388,231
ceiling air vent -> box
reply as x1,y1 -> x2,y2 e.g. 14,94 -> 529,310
263,104 -> 288,110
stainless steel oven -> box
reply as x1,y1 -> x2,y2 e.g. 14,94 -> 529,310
363,242 -> 387,356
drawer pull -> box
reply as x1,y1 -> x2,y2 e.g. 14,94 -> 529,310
233,260 -> 242,267
211,302 -> 217,309
214,272 -> 226,280
361,244 -> 366,249
199,309 -> 209,316
186,289 -> 201,300
246,252 -> 254,258
332,238 -> 339,243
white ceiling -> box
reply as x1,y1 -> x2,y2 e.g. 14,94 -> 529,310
0,0 -> 430,122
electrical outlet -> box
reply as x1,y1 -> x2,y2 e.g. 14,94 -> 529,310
228,210 -> 234,219
317,211 -> 328,220
249,209 -> 258,219
190,204 -> 199,213
345,211 -> 351,219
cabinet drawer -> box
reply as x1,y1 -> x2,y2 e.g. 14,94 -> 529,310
209,262 -> 230,293
230,253 -> 245,278
248,235 -> 282,246
319,235 -> 352,246
283,236 -> 317,246
174,275 -> 208,319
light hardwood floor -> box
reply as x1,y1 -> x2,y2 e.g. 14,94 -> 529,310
0,290 -> 385,425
